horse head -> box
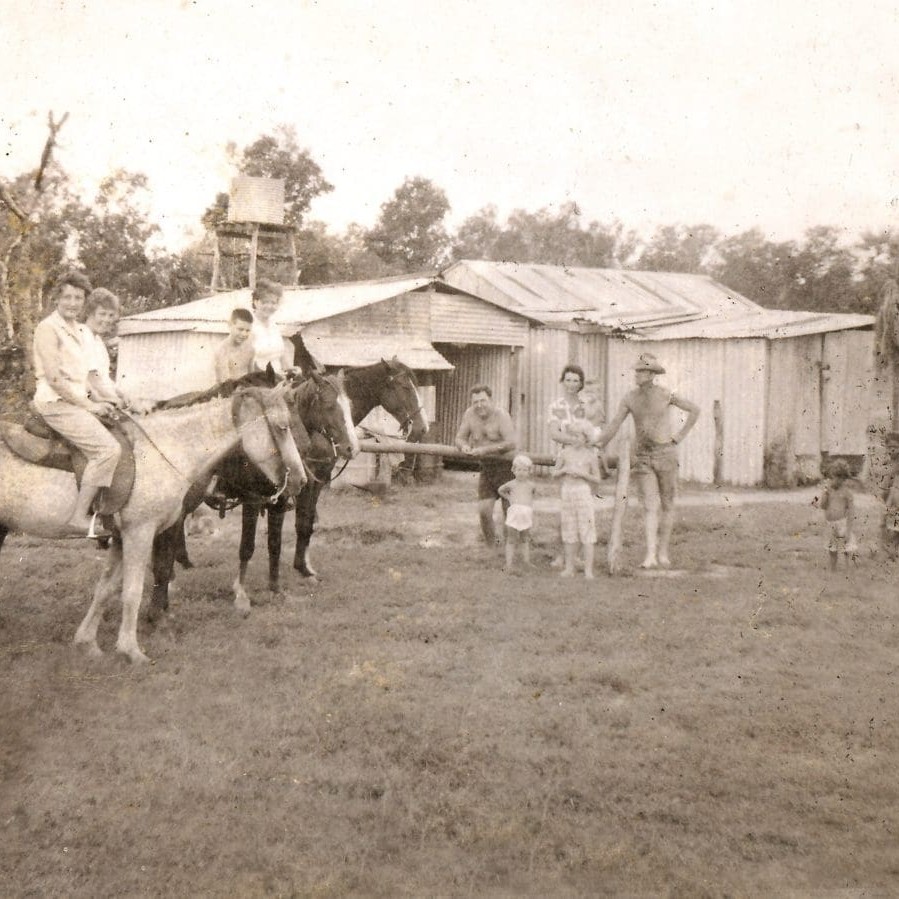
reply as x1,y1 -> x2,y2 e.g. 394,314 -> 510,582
297,370 -> 360,460
232,385 -> 307,496
378,357 -> 429,441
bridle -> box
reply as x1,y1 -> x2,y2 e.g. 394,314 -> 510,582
118,388 -> 296,500
382,369 -> 425,439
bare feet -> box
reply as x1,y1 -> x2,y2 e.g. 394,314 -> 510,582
657,555 -> 671,569
640,556 -> 658,569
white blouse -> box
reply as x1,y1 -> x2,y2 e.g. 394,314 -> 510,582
251,318 -> 288,373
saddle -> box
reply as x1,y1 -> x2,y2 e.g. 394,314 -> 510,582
0,408 -> 136,515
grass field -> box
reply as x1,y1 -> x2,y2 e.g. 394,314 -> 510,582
1,473 -> 898,897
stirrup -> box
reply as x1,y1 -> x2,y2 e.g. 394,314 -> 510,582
86,512 -> 113,541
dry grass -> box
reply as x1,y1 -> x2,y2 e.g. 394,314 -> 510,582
2,474 -> 898,897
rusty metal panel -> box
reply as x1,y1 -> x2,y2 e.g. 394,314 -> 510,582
822,330 -> 874,454
766,337 -> 821,463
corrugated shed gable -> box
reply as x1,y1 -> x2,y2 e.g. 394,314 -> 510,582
440,260 -> 763,330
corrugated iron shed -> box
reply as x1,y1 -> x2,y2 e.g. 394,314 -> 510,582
118,275 -> 436,335
624,309 -> 874,340
302,335 -> 452,370
439,260 -> 761,330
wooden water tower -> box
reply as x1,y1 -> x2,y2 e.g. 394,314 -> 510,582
210,176 -> 298,290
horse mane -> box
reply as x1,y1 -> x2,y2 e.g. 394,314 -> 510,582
152,371 -> 276,411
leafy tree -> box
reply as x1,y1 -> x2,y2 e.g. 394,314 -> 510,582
451,205 -> 504,261
67,170 -> 167,307
364,176 -> 451,272
785,226 -> 858,313
296,222 -> 397,284
634,224 -> 721,273
707,229 -> 799,308
854,228 -> 899,315
450,202 -> 632,268
207,126 -> 333,229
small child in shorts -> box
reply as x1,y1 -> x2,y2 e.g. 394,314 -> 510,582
552,419 -> 602,578
498,454 -> 535,571
821,460 -> 858,570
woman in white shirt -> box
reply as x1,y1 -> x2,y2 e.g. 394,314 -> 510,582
32,272 -> 120,537
250,280 -> 294,374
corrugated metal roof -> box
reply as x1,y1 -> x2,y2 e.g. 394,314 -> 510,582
119,275 -> 435,335
439,260 -> 761,329
626,310 -> 874,340
303,335 -> 453,370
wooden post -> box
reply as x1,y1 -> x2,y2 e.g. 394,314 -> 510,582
607,437 -> 631,575
210,234 -> 222,290
248,224 -> 259,290
713,400 -> 724,485
288,230 -> 299,285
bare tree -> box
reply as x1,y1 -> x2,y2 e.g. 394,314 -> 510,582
0,111 -> 68,342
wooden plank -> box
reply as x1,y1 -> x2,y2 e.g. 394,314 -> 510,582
607,437 -> 631,575
357,436 -> 554,467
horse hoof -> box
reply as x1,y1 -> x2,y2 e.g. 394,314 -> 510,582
76,641 -> 104,659
118,646 -> 150,665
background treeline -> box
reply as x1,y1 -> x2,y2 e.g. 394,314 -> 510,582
3,121 -> 898,366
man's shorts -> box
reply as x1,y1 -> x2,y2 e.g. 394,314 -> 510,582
632,443 -> 679,507
478,460 -> 514,502
560,480 -> 596,544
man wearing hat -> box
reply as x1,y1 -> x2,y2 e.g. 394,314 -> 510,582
596,353 -> 699,569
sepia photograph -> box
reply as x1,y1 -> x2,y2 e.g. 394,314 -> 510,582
2,0 -> 898,895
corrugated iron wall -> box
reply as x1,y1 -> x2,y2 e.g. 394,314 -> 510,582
118,331 -> 219,401
431,344 -> 517,444
767,336 -> 822,459
720,339 -> 766,485
821,330 -> 873,454
520,328 -> 574,458
605,337 -> 767,485
430,292 -> 530,345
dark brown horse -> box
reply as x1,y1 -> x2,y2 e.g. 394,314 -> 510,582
148,368 -> 359,617
293,358 -> 429,581
147,357 -> 428,621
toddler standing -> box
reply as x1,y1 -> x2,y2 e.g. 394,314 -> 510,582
498,454 -> 536,571
552,419 -> 602,578
821,460 -> 858,570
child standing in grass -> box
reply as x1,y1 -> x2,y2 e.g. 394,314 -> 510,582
552,419 -> 602,578
821,460 -> 858,570
498,454 -> 536,571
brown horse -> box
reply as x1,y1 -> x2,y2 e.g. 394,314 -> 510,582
0,384 -> 306,662
149,369 -> 359,616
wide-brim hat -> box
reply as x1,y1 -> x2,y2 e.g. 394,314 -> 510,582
634,353 -> 666,374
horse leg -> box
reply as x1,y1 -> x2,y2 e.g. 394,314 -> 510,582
293,480 -> 325,581
115,523 -> 156,664
74,536 -> 124,658
266,500 -> 287,598
234,503 -> 259,616
148,520 -> 182,623
173,518 -> 194,569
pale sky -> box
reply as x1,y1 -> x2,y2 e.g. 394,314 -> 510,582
3,0 -> 898,253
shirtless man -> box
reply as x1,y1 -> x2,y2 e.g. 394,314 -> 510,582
596,354 -> 699,569
454,384 -> 517,545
